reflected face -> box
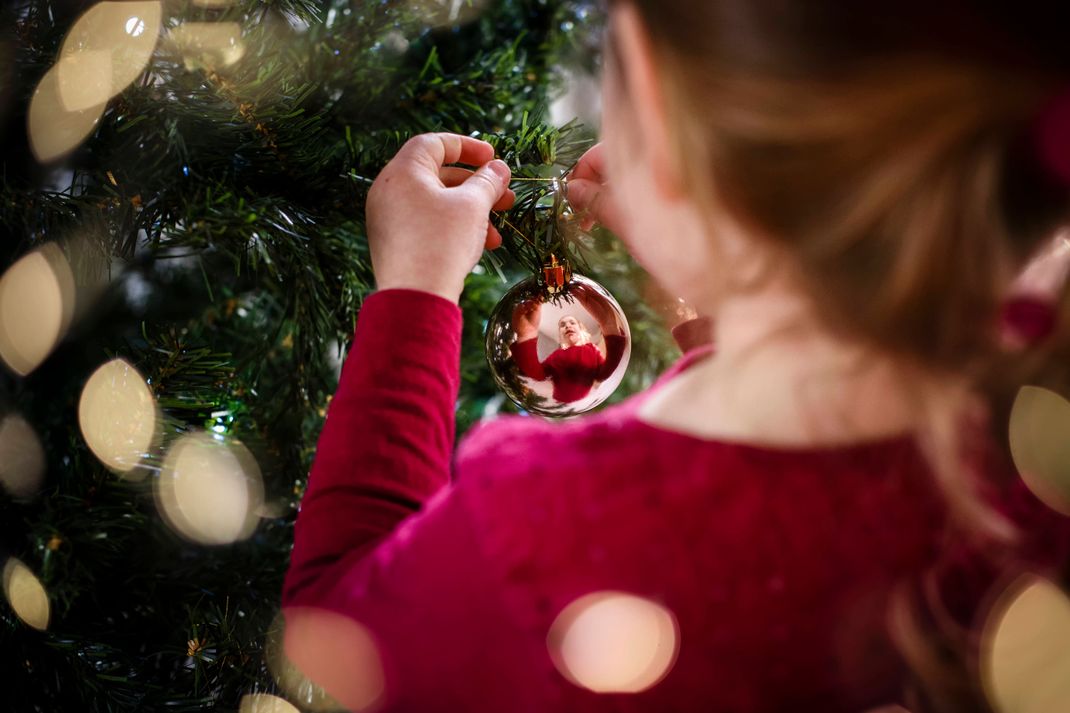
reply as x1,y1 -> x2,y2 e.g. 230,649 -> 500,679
559,315 -> 584,347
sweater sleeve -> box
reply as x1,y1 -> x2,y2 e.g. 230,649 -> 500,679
595,334 -> 627,381
282,287 -> 463,606
509,337 -> 548,381
671,315 -> 714,354
279,287 -> 542,711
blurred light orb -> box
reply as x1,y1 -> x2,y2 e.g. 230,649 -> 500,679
79,358 -> 157,475
27,63 -> 106,162
56,49 -> 114,113
982,575 -> 1070,713
238,693 -> 300,713
1008,385 -> 1070,515
155,431 -> 264,545
168,22 -> 245,71
2,558 -> 50,631
547,591 -> 679,694
58,1 -> 161,107
0,244 -> 75,375
411,0 -> 489,27
270,607 -> 385,712
0,414 -> 47,500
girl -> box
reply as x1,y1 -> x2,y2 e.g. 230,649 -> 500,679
282,2 -> 1070,711
509,283 -> 628,404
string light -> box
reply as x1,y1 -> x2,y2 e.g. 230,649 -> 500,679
2,558 -> 50,631
266,608 -> 385,712
547,591 -> 679,694
982,575 -> 1070,713
0,244 -> 75,375
154,431 -> 264,545
1008,385 -> 1070,515
0,414 -> 46,500
78,358 -> 158,476
238,694 -> 301,713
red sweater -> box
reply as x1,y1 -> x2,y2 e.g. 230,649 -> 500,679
282,288 -> 1070,712
510,334 -> 628,402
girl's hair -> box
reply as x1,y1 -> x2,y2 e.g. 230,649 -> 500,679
607,0 -> 1070,709
558,315 -> 594,349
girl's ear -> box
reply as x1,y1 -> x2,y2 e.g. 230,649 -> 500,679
610,4 -> 686,201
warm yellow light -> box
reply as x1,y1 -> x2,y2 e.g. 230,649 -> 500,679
547,591 -> 679,694
982,575 -> 1070,713
168,23 -> 245,71
58,1 -> 162,106
78,358 -> 157,475
27,63 -> 107,163
0,414 -> 46,500
0,244 -> 75,375
2,558 -> 50,631
276,607 -> 385,712
238,693 -> 301,713
155,432 -> 264,545
1008,385 -> 1070,516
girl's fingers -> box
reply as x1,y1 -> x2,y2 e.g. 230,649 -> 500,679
440,166 -> 515,211
485,223 -> 503,250
569,143 -> 606,183
397,132 -> 495,174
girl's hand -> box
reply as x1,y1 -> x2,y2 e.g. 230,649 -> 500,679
566,143 -> 626,236
366,132 -> 516,303
573,283 -> 623,337
512,298 -> 542,340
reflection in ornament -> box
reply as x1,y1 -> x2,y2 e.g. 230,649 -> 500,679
1008,386 -> 1070,515
981,575 -> 1070,713
269,607 -> 385,712
547,591 -> 679,694
2,558 -> 50,631
0,244 -> 76,375
154,431 -> 264,545
79,358 -> 158,476
238,693 -> 301,713
0,414 -> 46,500
486,274 -> 630,417
168,23 -> 245,72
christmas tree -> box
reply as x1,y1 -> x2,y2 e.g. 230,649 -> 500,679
0,0 -> 680,709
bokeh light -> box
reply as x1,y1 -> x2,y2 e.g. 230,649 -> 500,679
982,575 -> 1070,713
154,431 -> 264,545
238,693 -> 301,713
0,244 -> 76,375
27,63 -> 107,163
1008,385 -> 1070,515
409,0 -> 490,28
0,414 -> 47,500
168,23 -> 245,71
2,557 -> 50,631
266,607 -> 385,712
547,591 -> 679,694
57,1 -> 162,106
78,358 -> 158,476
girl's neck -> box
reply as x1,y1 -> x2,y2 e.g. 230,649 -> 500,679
640,284 -> 923,447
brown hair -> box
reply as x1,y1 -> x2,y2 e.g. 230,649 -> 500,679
607,1 -> 1070,709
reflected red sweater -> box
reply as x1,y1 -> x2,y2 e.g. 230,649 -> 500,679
282,289 -> 1070,712
510,334 -> 628,402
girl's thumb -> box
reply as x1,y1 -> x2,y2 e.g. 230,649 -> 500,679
463,159 -> 511,208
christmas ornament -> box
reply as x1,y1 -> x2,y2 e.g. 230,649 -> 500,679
485,269 -> 631,418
